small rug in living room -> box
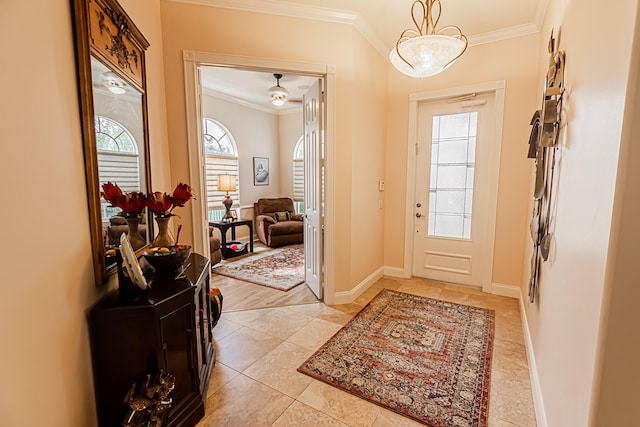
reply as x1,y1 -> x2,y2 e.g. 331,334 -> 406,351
298,289 -> 495,427
211,244 -> 304,291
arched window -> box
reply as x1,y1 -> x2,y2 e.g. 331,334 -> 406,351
95,116 -> 138,154
95,116 -> 140,219
293,137 -> 304,214
203,118 -> 240,221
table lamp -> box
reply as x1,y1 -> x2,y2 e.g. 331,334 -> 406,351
218,174 -> 237,222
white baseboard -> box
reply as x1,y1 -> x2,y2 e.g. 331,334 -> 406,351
383,266 -> 409,278
519,288 -> 547,427
490,282 -> 520,299
333,267 -> 384,305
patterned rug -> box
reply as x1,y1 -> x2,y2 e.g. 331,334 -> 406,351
211,244 -> 304,291
298,289 -> 494,426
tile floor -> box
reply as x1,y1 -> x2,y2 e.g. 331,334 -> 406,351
197,276 -> 537,427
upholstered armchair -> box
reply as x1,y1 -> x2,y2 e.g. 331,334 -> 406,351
254,197 -> 304,247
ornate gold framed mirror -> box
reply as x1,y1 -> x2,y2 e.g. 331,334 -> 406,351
72,0 -> 153,285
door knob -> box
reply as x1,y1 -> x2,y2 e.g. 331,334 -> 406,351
416,212 -> 422,218
416,203 -> 422,208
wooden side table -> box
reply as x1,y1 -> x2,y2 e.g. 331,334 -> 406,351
209,219 -> 254,259
88,253 -> 214,427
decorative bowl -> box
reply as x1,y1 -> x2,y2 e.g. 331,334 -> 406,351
143,245 -> 192,272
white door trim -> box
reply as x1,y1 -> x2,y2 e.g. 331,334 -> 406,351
183,50 -> 336,303
403,81 -> 506,293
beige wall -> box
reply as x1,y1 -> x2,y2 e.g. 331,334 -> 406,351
159,3 -> 388,292
0,0 -> 169,425
383,33 -> 540,287
593,2 -> 640,421
279,111 -> 304,201
202,93 -> 282,203
522,0 -> 639,425
349,32 -> 388,285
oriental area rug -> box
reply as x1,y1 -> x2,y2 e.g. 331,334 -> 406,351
298,289 -> 495,427
211,244 -> 304,291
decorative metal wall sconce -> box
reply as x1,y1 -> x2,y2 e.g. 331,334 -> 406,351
527,31 -> 566,303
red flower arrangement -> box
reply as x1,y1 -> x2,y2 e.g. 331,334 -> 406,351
101,182 -> 147,218
101,182 -> 195,218
147,183 -> 195,218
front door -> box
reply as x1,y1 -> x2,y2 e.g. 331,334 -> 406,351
412,93 -> 498,287
303,79 -> 323,299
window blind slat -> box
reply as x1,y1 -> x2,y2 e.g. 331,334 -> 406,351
97,152 -> 140,193
205,155 -> 240,209
293,160 -> 304,201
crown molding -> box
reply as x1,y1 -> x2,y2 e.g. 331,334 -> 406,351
534,0 -> 551,31
468,22 -> 540,46
202,87 -> 276,115
171,0 -> 545,60
202,86 -> 302,115
278,107 -> 303,116
353,15 -> 390,60
166,0 -> 357,24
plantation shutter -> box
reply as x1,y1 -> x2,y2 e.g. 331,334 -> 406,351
293,159 -> 304,201
205,155 -> 240,210
97,152 -> 140,192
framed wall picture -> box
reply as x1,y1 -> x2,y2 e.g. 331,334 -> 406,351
253,157 -> 269,186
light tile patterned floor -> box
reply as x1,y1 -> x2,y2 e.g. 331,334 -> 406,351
197,276 -> 537,427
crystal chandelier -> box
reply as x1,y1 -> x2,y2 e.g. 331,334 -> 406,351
390,0 -> 468,78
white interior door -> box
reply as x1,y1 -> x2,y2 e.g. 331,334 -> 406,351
303,79 -> 323,299
412,93 -> 497,287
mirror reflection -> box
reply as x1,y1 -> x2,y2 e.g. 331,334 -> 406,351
72,0 -> 151,284
91,56 -> 148,268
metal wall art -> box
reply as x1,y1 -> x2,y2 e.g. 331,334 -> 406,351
527,31 -> 566,303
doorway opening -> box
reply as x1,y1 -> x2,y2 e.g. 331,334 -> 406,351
183,52 -> 336,310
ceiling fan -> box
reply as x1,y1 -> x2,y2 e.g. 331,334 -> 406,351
93,71 -> 128,95
268,73 -> 301,106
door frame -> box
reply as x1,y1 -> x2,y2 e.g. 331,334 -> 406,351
403,81 -> 506,293
183,51 -> 336,303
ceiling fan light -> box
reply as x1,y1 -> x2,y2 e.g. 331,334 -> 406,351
268,85 -> 288,99
108,84 -> 126,95
390,35 -> 466,78
268,73 -> 289,106
102,71 -> 127,94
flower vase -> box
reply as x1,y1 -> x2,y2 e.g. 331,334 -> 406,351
125,217 -> 146,250
153,216 -> 175,247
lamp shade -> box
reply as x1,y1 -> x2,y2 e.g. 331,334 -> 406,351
217,174 -> 237,192
389,35 -> 466,78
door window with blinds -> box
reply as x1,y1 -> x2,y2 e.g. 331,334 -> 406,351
428,112 -> 478,239
95,116 -> 141,220
203,118 -> 240,221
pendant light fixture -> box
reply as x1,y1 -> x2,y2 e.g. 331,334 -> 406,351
102,71 -> 127,94
390,0 -> 467,78
268,74 -> 288,106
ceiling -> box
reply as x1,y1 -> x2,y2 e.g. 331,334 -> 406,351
193,0 -> 547,112
200,67 -> 319,113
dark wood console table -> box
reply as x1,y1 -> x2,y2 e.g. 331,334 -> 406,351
88,253 -> 214,427
209,218 -> 254,259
